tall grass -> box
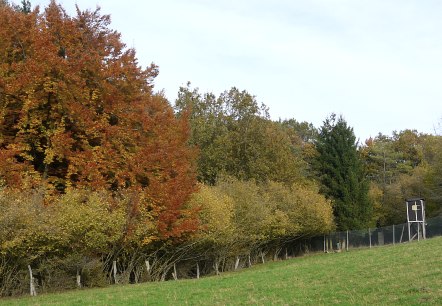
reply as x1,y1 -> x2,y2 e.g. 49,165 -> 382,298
2,236 -> 442,305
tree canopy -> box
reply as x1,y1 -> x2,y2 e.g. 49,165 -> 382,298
174,84 -> 305,186
361,130 -> 442,224
0,1 -> 198,240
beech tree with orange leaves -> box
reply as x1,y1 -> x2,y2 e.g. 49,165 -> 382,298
0,1 -> 198,241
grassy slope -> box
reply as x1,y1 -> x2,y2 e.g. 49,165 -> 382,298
2,236 -> 442,305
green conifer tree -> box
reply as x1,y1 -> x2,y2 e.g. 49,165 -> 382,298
315,114 -> 372,230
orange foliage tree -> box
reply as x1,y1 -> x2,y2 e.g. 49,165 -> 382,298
0,1 -> 198,240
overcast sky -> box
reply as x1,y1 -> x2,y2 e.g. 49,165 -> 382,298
30,0 -> 442,141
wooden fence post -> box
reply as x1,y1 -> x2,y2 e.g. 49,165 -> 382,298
323,235 -> 326,252
392,224 -> 395,245
369,228 -> 372,248
113,260 -> 118,284
234,256 -> 240,270
214,261 -> 219,275
172,263 -> 178,280
145,260 -> 151,276
76,268 -> 81,288
28,265 -> 37,296
399,225 -> 405,243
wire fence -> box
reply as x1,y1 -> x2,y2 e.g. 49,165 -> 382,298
3,214 -> 441,297
305,215 -> 442,253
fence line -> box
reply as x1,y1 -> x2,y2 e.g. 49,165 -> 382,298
314,215 -> 442,253
9,216 -> 442,297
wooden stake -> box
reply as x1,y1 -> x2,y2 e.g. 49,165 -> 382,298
417,223 -> 420,241
145,260 -> 151,274
369,228 -> 372,248
161,270 -> 167,282
400,225 -> 405,243
76,268 -> 81,288
113,260 -> 118,284
196,262 -> 200,279
260,251 -> 265,264
392,224 -> 395,245
234,256 -> 240,270
214,261 -> 219,275
172,263 -> 178,280
324,235 -> 326,253
28,265 -> 37,296
134,268 -> 139,284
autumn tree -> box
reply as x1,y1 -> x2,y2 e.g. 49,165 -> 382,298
175,85 -> 305,185
280,119 -> 318,144
424,134 -> 442,215
0,1 -> 198,240
315,114 -> 372,230
361,132 -> 442,225
279,118 -> 318,178
362,130 -> 426,185
185,177 -> 334,266
174,85 -> 228,185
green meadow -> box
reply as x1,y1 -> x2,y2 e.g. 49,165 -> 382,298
3,236 -> 442,305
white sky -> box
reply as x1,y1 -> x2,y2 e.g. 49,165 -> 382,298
30,0 -> 442,141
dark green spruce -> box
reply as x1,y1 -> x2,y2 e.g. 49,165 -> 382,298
315,114 -> 373,230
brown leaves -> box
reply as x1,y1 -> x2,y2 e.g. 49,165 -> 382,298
0,2 -> 198,242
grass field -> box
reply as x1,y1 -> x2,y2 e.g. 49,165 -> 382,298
2,236 -> 442,305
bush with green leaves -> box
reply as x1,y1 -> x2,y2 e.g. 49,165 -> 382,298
187,178 -> 334,261
0,189 -> 125,295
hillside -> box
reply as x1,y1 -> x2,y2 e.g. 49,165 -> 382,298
3,236 -> 442,305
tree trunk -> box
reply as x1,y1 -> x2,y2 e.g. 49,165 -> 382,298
273,248 -> 282,261
161,266 -> 170,282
